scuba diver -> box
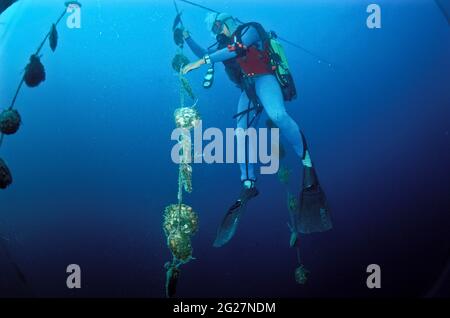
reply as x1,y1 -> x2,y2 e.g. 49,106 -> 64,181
181,12 -> 331,247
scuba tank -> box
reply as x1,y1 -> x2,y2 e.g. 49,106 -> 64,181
267,31 -> 297,101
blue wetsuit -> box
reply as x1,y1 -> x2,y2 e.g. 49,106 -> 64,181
186,26 -> 304,182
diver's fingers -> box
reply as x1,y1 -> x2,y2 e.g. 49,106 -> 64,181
182,64 -> 193,75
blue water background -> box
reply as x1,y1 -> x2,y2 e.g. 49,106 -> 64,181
0,0 -> 449,297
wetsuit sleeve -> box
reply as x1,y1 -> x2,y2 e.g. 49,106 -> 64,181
185,37 -> 207,58
208,26 -> 260,64
185,36 -> 218,58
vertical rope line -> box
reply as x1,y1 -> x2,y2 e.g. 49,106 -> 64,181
8,78 -> 24,110
2,6 -> 70,151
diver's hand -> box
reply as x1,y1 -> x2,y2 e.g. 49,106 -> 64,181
182,59 -> 205,75
183,30 -> 191,40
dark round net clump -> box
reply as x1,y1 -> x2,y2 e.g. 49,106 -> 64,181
0,109 -> 21,135
24,54 -> 46,87
172,54 -> 190,72
173,28 -> 184,48
0,158 -> 12,189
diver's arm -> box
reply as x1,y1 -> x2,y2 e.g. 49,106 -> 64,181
185,36 -> 207,58
182,58 -> 206,74
206,26 -> 260,64
182,27 -> 260,75
185,33 -> 219,58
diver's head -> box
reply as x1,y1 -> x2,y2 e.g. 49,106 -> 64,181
205,12 -> 238,38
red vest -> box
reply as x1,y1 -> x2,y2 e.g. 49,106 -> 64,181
228,37 -> 274,77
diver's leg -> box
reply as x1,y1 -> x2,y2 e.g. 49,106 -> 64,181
255,75 -> 331,233
254,75 -> 304,159
213,91 -> 259,248
236,90 -> 257,185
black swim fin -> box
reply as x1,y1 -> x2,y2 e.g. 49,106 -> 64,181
213,187 -> 259,247
297,165 -> 332,234
296,131 -> 332,234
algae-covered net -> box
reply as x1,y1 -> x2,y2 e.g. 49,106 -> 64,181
163,65 -> 201,297
167,231 -> 193,262
180,163 -> 193,193
277,164 -> 291,185
295,264 -> 309,285
163,203 -> 198,266
163,203 -> 198,237
174,106 -> 200,130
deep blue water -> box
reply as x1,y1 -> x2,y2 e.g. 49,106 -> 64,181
0,0 -> 449,297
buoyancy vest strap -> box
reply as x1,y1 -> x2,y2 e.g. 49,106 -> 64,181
207,42 -> 218,50
235,22 -> 268,45
246,100 -> 263,129
233,76 -> 263,128
233,104 -> 262,121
